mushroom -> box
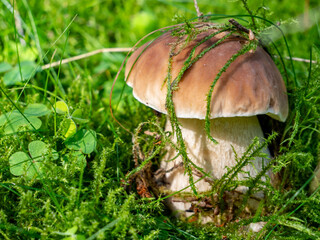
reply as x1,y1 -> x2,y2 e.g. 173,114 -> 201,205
125,25 -> 288,218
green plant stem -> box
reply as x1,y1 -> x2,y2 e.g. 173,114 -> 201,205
240,0 -> 256,29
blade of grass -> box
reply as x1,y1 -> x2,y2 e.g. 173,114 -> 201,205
15,15 -> 78,103
86,218 -> 121,240
20,0 -> 43,61
0,182 -> 21,196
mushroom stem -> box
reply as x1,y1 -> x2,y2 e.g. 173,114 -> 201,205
162,116 -> 271,193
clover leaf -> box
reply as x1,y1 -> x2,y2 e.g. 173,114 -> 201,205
3,61 -> 38,86
0,62 -> 12,73
71,109 -> 89,124
0,103 -> 51,134
9,152 -> 31,176
62,118 -> 77,138
0,110 -> 42,134
54,101 -> 69,115
24,103 -> 51,117
65,129 -> 97,154
9,140 -> 58,179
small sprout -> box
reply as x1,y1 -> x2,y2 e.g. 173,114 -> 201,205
53,102 -> 89,138
9,140 -> 58,179
249,29 -> 255,41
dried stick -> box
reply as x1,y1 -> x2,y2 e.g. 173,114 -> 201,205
286,56 -> 316,63
229,19 -> 250,34
193,0 -> 203,18
273,55 -> 317,64
41,47 -> 132,70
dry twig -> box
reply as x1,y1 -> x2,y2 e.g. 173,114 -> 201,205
193,0 -> 203,18
41,47 -> 132,70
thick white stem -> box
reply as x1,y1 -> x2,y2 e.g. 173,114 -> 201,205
161,116 -> 271,217
162,116 -> 271,192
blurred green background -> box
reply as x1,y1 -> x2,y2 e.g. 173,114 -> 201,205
0,0 -> 318,89
1,0 -> 319,58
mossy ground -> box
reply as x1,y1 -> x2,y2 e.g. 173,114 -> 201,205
0,0 -> 320,239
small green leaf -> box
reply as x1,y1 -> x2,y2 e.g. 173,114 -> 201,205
4,115 -> 42,134
71,109 -> 82,118
27,141 -> 58,178
0,115 -> 6,126
63,235 -> 86,240
25,159 -> 41,179
7,41 -> 38,62
0,113 -> 11,126
9,141 -> 58,178
72,117 -> 89,124
63,118 -> 77,138
9,152 -> 31,176
0,62 -> 12,73
65,129 -> 97,154
0,110 -> 21,126
9,150 -> 41,179
66,226 -> 78,234
71,109 -> 89,124
54,101 -> 69,114
0,110 -> 42,134
29,140 -> 59,161
24,103 -> 51,117
3,61 -> 37,86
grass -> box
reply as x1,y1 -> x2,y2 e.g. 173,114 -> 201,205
0,0 -> 320,239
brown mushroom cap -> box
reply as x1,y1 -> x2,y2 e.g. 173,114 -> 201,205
125,26 -> 288,122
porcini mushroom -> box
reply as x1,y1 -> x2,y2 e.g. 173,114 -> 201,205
125,24 -> 288,218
